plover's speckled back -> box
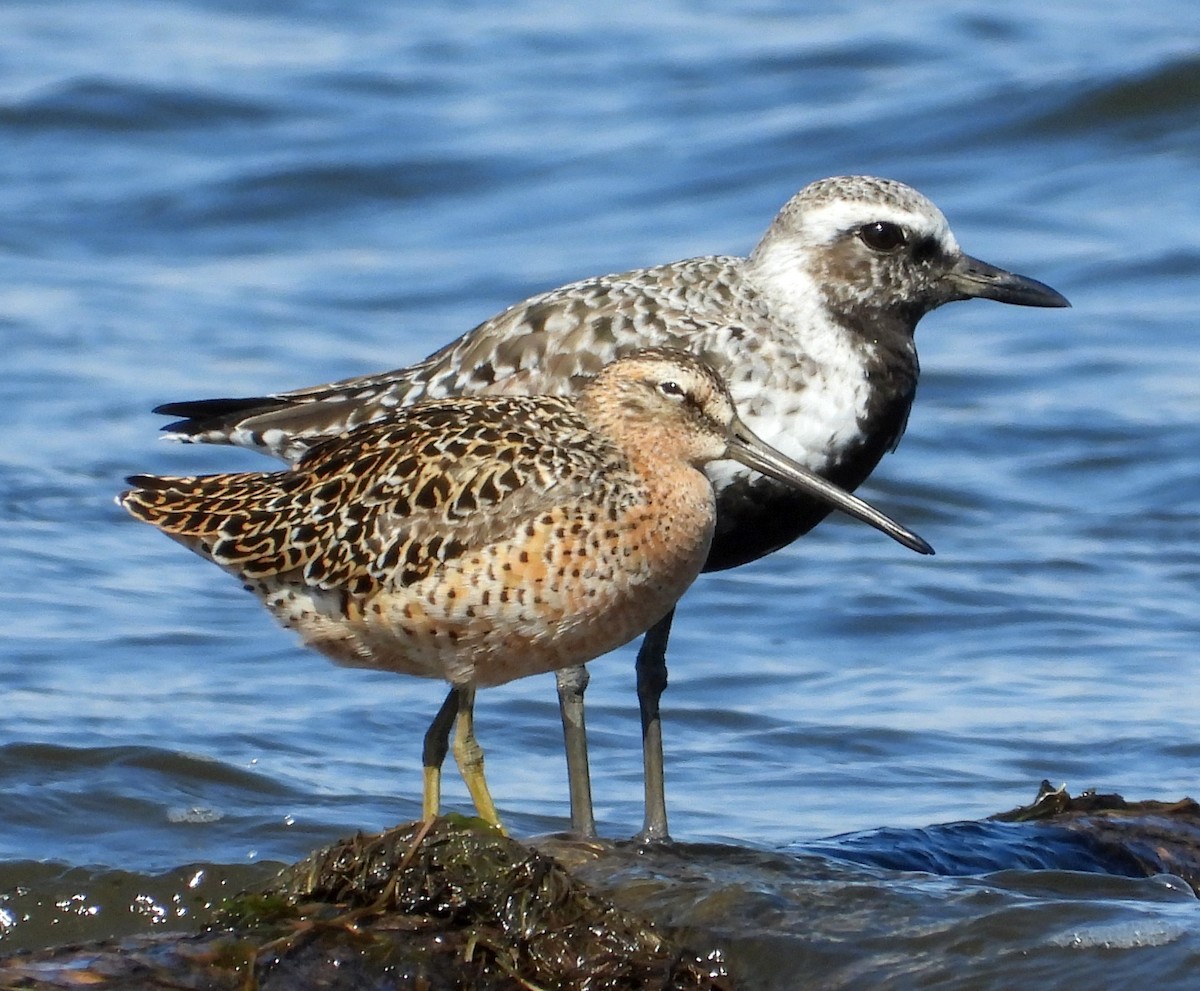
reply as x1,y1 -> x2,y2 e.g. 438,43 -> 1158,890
122,349 -> 930,831
154,175 -> 1068,839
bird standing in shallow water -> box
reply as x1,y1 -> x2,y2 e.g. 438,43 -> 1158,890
121,349 -> 931,831
154,175 -> 1069,840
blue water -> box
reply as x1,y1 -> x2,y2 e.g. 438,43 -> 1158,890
3,1 -> 1200,984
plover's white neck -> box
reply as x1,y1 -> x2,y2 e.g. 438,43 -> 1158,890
703,184 -> 941,488
702,272 -> 879,493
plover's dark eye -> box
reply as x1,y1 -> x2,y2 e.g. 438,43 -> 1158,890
858,221 -> 908,252
658,380 -> 685,399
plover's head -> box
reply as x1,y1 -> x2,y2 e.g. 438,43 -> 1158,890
747,175 -> 1068,333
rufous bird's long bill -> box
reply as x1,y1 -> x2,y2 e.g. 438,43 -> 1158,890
726,417 -> 934,556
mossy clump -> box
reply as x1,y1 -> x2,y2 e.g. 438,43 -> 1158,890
0,818 -> 728,991
266,817 -> 729,990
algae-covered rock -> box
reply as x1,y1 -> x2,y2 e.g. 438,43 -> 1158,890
0,818 -> 729,991
6,787 -> 1200,990
264,816 -> 729,990
993,780 -> 1200,893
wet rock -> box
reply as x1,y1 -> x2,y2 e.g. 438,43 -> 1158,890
0,817 -> 729,990
4,786 -> 1200,990
992,780 -> 1200,892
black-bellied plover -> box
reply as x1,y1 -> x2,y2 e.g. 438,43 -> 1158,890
155,175 -> 1069,840
122,349 -> 930,831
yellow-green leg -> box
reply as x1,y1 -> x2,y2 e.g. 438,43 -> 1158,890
452,685 -> 504,832
422,687 -> 461,821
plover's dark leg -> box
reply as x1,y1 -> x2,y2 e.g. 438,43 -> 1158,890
422,686 -> 461,821
635,609 -> 675,842
555,664 -> 597,838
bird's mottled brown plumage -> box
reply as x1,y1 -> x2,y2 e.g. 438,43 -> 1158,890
120,348 -> 929,828
126,364 -> 700,689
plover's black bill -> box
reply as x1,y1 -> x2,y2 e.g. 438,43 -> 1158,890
947,255 -> 1070,308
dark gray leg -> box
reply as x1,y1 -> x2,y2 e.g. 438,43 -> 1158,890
555,664 -> 597,838
635,609 -> 675,842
